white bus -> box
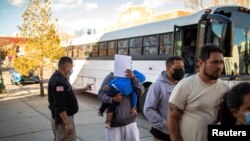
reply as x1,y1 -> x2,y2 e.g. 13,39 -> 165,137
64,5 -> 250,110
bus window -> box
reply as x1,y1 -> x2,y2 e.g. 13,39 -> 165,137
85,44 -> 91,50
118,39 -> 128,55
65,48 -> 69,57
234,27 -> 250,74
143,35 -> 158,55
159,33 -> 173,55
83,44 -> 92,57
99,42 -> 107,56
173,26 -> 182,56
69,47 -> 73,57
84,51 -> 91,57
72,46 -> 78,58
78,45 -> 84,58
108,41 -> 116,56
90,44 -> 98,57
184,30 -> 196,46
211,23 -> 223,46
129,37 -> 142,55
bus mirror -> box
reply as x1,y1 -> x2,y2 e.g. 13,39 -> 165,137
221,22 -> 234,57
223,45 -> 233,57
204,9 -> 212,14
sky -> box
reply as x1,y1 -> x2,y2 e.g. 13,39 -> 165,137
0,0 -> 190,37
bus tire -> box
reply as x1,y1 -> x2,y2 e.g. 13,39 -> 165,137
138,82 -> 152,117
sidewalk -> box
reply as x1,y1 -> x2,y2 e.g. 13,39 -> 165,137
0,70 -> 152,141
0,70 -> 54,141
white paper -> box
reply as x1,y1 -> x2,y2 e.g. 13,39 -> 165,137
114,54 -> 132,77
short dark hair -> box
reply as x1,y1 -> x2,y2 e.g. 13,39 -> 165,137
58,56 -> 73,68
199,44 -> 224,61
217,82 -> 250,125
166,56 -> 183,67
227,82 -> 250,110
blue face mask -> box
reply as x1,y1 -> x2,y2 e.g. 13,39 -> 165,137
244,112 -> 250,125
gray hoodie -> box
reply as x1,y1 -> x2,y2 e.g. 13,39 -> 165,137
98,72 -> 144,127
143,71 -> 176,134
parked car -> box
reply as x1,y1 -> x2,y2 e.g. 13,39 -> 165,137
9,68 -> 40,85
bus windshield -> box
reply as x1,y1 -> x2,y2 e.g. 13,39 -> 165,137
211,23 -> 223,46
210,24 -> 250,76
233,27 -> 250,75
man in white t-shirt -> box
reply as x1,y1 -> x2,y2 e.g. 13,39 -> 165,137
167,44 -> 229,141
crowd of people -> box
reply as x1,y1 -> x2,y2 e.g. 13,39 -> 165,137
47,44 -> 250,141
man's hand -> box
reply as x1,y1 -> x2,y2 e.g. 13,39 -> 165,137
59,111 -> 73,135
83,83 -> 93,91
125,69 -> 134,79
65,122 -> 73,135
101,85 -> 109,91
112,93 -> 123,103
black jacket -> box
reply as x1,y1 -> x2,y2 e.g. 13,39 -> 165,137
48,71 -> 78,124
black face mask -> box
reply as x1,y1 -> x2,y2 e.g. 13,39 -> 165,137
172,68 -> 184,81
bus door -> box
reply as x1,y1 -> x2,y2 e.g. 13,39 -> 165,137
195,13 -> 234,75
173,25 -> 183,57
173,25 -> 197,74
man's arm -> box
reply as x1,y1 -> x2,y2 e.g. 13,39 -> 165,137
73,84 -> 93,95
82,83 -> 93,91
52,80 -> 72,135
168,103 -> 183,141
98,73 -> 122,103
98,73 -> 113,103
143,84 -> 166,131
125,69 -> 144,96
59,111 -> 73,135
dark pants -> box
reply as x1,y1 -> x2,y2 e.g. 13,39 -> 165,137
99,102 -> 117,113
99,86 -> 120,114
150,127 -> 171,141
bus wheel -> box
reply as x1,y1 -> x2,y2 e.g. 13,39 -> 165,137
138,82 -> 152,117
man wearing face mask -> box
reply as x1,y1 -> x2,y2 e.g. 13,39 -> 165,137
48,56 -> 92,141
143,56 -> 184,141
168,44 -> 229,141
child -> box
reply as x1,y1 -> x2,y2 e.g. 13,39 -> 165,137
98,70 -> 145,128
217,82 -> 250,125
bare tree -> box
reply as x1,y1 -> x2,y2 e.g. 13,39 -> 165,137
184,0 -> 250,10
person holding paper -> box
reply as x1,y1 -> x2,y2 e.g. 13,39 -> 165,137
98,69 -> 146,128
98,68 -> 144,141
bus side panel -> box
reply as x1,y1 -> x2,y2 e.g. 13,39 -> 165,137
71,60 -> 166,95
